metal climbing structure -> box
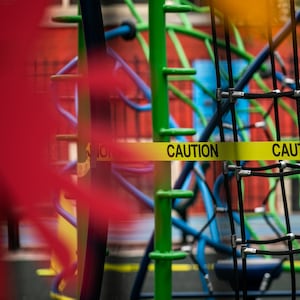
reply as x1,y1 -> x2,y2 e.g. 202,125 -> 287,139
148,1 -> 196,299
146,0 -> 300,299
47,0 -> 300,299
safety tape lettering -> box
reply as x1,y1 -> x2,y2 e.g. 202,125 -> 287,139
94,141 -> 300,161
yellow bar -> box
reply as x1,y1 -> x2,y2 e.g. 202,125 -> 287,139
36,268 -> 57,276
50,291 -> 75,300
95,141 -> 300,162
104,263 -> 199,272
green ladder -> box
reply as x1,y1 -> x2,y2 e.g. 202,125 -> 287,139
148,1 -> 196,299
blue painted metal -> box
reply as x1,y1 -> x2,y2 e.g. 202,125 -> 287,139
192,59 -> 249,140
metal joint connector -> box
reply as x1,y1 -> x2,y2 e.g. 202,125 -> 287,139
229,88 -> 236,103
294,89 -> 300,97
238,169 -> 252,177
243,247 -> 257,255
181,245 -> 192,252
280,160 -> 287,169
234,166 -> 242,180
227,164 -> 238,171
255,121 -> 266,128
254,206 -> 266,213
221,91 -> 228,98
232,91 -> 245,98
287,232 -> 295,241
216,207 -> 227,213
231,234 -> 237,248
216,88 -> 223,102
235,237 -> 242,244
273,89 -> 281,94
223,161 -> 229,174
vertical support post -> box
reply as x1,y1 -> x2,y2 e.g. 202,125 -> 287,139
76,5 -> 90,298
77,1 -> 111,299
149,0 -> 172,299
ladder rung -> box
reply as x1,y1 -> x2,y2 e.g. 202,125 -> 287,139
159,128 -> 196,136
51,74 -> 81,81
52,15 -> 82,24
56,134 -> 78,141
162,67 -> 196,76
163,4 -> 191,13
156,189 -> 193,199
149,251 -> 187,261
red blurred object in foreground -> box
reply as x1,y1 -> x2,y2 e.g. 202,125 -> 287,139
0,1 -> 133,299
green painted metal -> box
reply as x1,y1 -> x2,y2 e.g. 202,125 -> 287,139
163,4 -> 191,12
149,251 -> 187,260
52,15 -> 82,23
156,189 -> 194,199
149,0 -> 174,298
148,1 -> 194,299
159,128 -> 196,136
162,67 -> 196,75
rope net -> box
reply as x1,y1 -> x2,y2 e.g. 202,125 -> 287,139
207,0 -> 300,298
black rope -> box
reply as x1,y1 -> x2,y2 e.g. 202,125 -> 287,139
252,248 -> 300,256
240,163 -> 300,172
246,234 -> 300,245
209,3 -> 300,299
286,162 -> 300,169
266,3 -> 296,297
223,12 -> 247,299
221,90 -> 294,99
267,5 -> 281,142
241,163 -> 283,172
242,169 -> 300,178
209,2 -> 239,298
261,181 -> 286,241
214,3 -> 300,298
209,0 -> 225,142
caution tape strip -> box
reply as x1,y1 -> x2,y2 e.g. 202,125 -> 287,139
77,141 -> 300,177
91,141 -> 300,162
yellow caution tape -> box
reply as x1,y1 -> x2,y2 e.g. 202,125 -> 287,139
94,141 -> 300,161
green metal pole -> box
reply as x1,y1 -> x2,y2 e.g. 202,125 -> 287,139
149,0 -> 172,298
149,0 -> 172,300
149,0 -> 168,141
149,1 -> 194,299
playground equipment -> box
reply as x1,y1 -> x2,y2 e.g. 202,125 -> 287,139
47,0 -> 300,299
125,1 -> 300,299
